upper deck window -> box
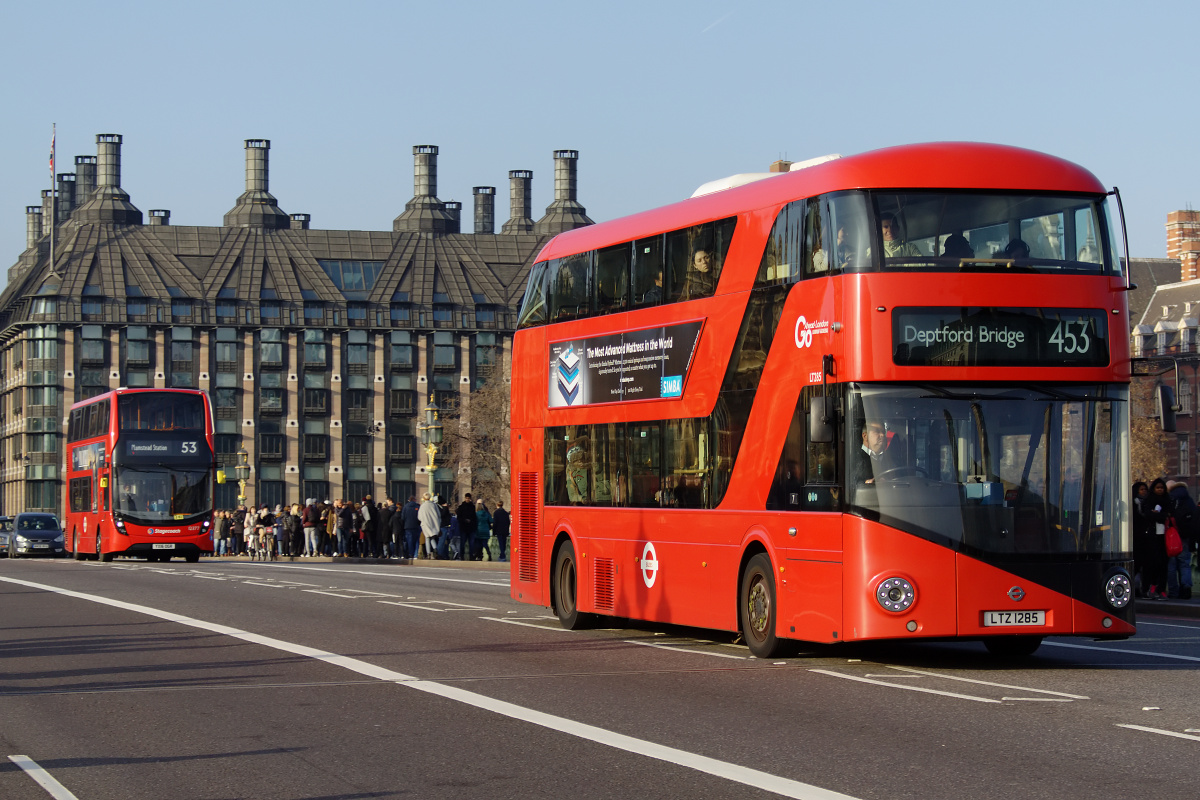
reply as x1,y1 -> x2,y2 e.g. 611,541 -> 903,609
118,393 -> 206,433
516,216 -> 737,329
847,191 -> 1117,276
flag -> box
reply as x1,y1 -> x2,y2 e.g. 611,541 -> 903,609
49,124 -> 55,181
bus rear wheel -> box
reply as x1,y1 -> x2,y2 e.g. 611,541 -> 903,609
552,539 -> 591,630
740,553 -> 782,659
97,533 -> 113,563
73,529 -> 85,561
983,636 -> 1043,657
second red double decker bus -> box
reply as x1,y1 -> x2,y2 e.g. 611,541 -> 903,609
509,142 -> 1134,657
65,388 -> 216,563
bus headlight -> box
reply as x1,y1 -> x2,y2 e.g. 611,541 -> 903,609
115,519 -> 127,534
876,577 -> 916,613
1105,573 -> 1132,609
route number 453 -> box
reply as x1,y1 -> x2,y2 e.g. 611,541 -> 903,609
1048,319 -> 1091,354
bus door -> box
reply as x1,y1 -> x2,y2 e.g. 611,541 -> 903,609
771,387 -> 843,641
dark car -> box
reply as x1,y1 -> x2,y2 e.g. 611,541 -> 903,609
7,513 -> 66,558
0,516 -> 12,556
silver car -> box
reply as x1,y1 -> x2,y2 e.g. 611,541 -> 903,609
6,513 -> 66,558
0,516 -> 11,555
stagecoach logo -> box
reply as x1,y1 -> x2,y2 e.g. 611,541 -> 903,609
555,346 -> 582,406
1008,586 -> 1026,602
148,528 -> 181,535
794,316 -> 831,349
640,542 -> 659,588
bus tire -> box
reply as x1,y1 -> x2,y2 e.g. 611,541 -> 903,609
983,636 -> 1043,658
72,529 -> 85,561
185,552 -> 200,563
97,533 -> 113,563
552,539 -> 592,630
740,553 -> 782,659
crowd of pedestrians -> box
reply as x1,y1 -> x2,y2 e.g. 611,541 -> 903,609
1133,478 -> 1198,600
207,492 -> 510,563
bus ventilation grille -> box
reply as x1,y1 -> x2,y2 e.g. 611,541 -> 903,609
517,471 -> 539,583
593,558 -> 615,612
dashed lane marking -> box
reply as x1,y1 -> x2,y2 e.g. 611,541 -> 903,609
8,755 -> 81,800
478,615 -> 570,631
885,666 -> 1089,699
1116,724 -> 1200,742
625,640 -> 749,661
809,669 -> 1003,704
378,599 -> 495,612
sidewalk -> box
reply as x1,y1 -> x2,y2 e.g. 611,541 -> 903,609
1135,594 -> 1200,620
201,554 -> 510,572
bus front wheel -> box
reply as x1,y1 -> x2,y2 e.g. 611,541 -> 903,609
552,539 -> 592,630
740,553 -> 782,659
97,533 -> 113,563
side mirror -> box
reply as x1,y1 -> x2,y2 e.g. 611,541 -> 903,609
809,396 -> 835,443
1158,385 -> 1177,432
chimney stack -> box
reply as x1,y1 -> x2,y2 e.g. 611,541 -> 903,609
473,186 -> 495,235
444,201 -> 462,234
41,190 -> 56,229
74,155 -> 97,207
535,150 -> 593,235
25,206 -> 43,249
393,145 -> 453,234
501,170 -> 534,234
148,209 -> 170,226
56,173 -> 76,222
223,139 -> 289,229
73,134 -> 142,225
290,213 -> 310,230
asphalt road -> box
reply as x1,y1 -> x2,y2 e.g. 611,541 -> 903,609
1,557 -> 1197,800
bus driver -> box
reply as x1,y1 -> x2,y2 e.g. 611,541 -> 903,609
852,418 -> 899,484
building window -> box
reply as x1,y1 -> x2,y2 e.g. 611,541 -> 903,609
260,302 -> 281,320
216,300 -> 237,319
79,340 -> 106,364
1181,381 -> 1194,415
304,303 -> 325,324
261,328 -> 283,365
1180,434 -> 1191,476
172,300 -> 193,319
127,341 -> 150,364
390,304 -> 411,323
347,344 -> 369,365
317,260 -> 384,293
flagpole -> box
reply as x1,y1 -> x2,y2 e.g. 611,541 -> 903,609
49,123 -> 56,277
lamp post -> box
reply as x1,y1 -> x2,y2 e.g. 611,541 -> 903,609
417,395 -> 443,498
234,447 -> 251,507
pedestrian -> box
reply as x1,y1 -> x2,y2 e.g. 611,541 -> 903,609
322,500 -> 336,556
286,503 -> 303,557
455,493 -> 477,561
242,510 -> 256,558
1167,481 -> 1196,600
302,498 -> 321,557
1132,482 -> 1154,597
232,505 -> 248,555
492,500 -> 510,562
437,497 -> 453,559
397,496 -> 417,559
474,499 -> 492,561
361,496 -> 379,558
1144,478 -> 1173,600
336,499 -> 353,557
419,492 -> 440,559
272,505 -> 287,559
376,497 -> 394,558
215,510 -> 231,557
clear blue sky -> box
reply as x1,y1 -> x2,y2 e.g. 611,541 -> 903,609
0,0 -> 1192,280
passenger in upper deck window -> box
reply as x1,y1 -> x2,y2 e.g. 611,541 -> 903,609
879,213 -> 921,258
1001,238 -> 1030,260
942,233 -> 975,259
680,243 -> 716,300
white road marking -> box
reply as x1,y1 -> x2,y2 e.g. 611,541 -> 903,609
1043,641 -> 1200,663
1001,697 -> 1075,702
1116,724 -> 1200,742
810,669 -> 1002,704
885,666 -> 1089,699
252,563 -> 510,587
7,755 -> 81,800
302,590 -> 362,599
478,616 -> 569,631
378,600 -> 495,612
625,640 -> 748,660
0,574 -> 861,800
1132,620 -> 1200,630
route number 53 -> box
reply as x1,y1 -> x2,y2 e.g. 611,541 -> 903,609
181,441 -> 197,454
1049,319 -> 1091,354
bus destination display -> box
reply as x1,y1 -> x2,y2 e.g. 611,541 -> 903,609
892,307 -> 1108,367
549,322 -> 702,407
124,440 -> 204,458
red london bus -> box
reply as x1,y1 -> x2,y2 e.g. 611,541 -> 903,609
65,388 -> 216,563
509,142 -> 1135,657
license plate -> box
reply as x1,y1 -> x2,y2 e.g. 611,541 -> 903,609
983,610 -> 1045,627
32,543 -> 50,549
152,543 -> 175,550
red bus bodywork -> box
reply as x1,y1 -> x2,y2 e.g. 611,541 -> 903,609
510,143 -> 1135,654
65,388 -> 216,563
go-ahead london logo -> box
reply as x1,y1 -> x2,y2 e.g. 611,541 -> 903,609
795,316 -> 831,349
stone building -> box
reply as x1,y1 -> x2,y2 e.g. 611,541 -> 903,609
0,135 -> 592,514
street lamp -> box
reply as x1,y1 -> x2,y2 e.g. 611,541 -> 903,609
417,395 -> 443,498
234,447 -> 251,506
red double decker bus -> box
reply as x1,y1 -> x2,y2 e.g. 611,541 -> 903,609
509,142 -> 1134,657
65,388 -> 215,563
